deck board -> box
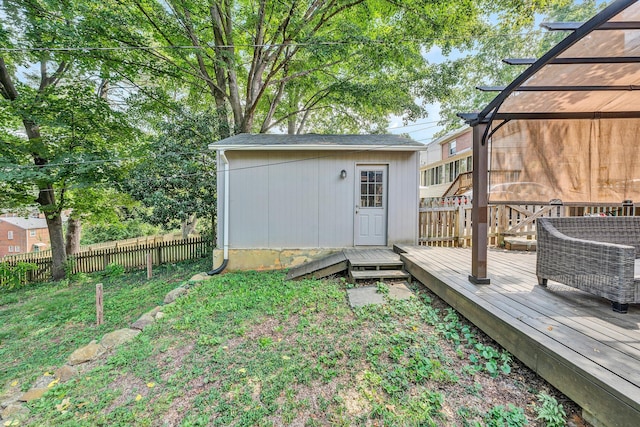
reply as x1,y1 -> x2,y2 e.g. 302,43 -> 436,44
284,252 -> 347,280
400,246 -> 640,427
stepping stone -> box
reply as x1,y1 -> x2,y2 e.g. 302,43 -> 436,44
347,282 -> 413,308
388,282 -> 414,301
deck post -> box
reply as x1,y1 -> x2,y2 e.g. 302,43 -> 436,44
469,123 -> 491,284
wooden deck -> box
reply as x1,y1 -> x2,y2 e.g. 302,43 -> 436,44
397,245 -> 640,427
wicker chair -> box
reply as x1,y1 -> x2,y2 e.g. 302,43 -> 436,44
536,217 -> 640,313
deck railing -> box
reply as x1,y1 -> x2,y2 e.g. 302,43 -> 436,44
419,197 -> 638,247
1,236 -> 212,283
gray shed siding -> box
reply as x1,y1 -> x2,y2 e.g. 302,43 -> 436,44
218,150 -> 418,249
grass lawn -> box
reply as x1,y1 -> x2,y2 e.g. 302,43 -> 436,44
1,265 -> 581,426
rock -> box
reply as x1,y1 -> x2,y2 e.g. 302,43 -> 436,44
101,328 -> 140,349
146,306 -> 162,317
32,374 -> 54,389
68,342 -> 106,366
18,388 -> 48,402
54,365 -> 78,383
164,287 -> 188,304
130,313 -> 155,331
1,403 -> 28,419
189,273 -> 208,282
154,311 -> 165,320
0,389 -> 22,409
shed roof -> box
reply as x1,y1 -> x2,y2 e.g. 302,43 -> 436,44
0,217 -> 48,230
209,133 -> 423,151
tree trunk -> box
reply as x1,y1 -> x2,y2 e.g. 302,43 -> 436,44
44,209 -> 67,280
25,117 -> 67,280
181,214 -> 198,239
65,218 -> 82,256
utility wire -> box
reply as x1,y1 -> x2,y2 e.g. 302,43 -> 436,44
8,139 -> 432,194
0,30 -> 551,52
2,118 -> 445,171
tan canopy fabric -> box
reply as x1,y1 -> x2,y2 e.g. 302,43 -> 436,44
474,0 -> 640,204
489,119 -> 640,203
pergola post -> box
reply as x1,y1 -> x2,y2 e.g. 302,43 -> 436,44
469,123 -> 490,285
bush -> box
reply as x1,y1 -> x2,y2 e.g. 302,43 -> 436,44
104,263 -> 125,277
81,219 -> 162,245
0,262 -> 38,290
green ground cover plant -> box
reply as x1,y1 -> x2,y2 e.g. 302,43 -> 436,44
0,258 -> 210,389
1,269 -> 583,426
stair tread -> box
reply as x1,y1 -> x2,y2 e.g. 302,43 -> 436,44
349,260 -> 404,267
349,270 -> 410,279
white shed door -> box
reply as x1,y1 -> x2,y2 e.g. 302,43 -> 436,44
355,165 -> 387,246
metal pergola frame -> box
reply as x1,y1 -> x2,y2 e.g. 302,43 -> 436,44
459,0 -> 640,284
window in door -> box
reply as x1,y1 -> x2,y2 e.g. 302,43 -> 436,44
360,170 -> 384,207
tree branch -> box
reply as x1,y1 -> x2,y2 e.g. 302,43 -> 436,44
0,58 -> 19,100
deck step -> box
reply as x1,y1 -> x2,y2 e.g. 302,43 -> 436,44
349,260 -> 404,269
504,237 -> 536,251
349,269 -> 410,281
285,252 -> 348,280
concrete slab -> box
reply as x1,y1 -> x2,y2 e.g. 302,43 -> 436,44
388,282 -> 414,300
347,282 -> 413,308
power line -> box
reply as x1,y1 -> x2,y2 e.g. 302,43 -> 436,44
0,30 -> 550,53
10,139 -> 429,194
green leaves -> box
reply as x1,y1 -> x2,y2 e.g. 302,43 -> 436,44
124,110 -> 217,233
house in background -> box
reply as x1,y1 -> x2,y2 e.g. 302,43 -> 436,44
0,217 -> 50,258
209,134 -> 423,271
419,127 -> 472,199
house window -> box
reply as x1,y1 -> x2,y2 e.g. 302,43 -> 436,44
435,165 -> 443,184
30,230 -> 36,237
7,230 -> 13,240
449,140 -> 457,156
14,246 -> 20,253
8,246 -> 13,252
466,156 -> 472,172
448,160 -> 460,182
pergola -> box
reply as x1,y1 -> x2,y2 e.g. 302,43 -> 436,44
461,0 -> 640,284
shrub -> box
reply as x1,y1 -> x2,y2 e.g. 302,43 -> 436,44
0,262 -> 38,290
104,262 -> 125,277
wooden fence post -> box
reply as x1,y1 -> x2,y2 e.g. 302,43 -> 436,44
147,251 -> 153,279
96,283 -> 103,326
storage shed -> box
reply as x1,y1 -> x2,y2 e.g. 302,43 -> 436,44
208,134 -> 422,270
